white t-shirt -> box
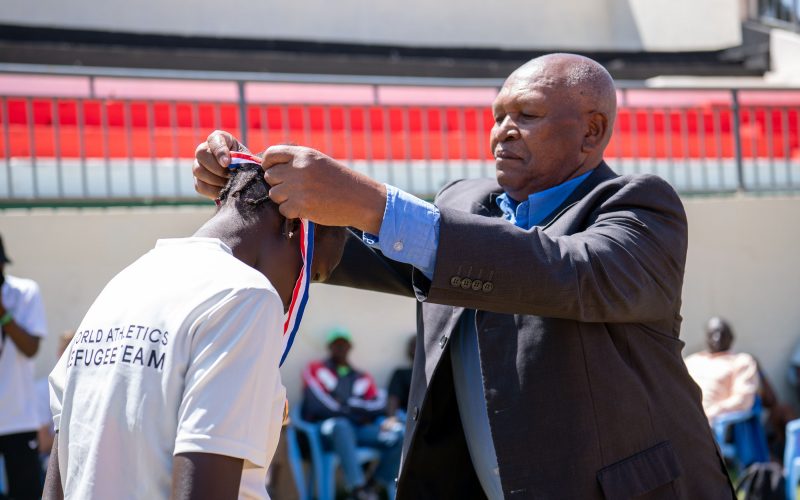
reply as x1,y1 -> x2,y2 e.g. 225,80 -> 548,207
49,238 -> 287,500
0,274 -> 48,436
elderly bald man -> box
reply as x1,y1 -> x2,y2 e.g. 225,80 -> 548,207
194,54 -> 734,499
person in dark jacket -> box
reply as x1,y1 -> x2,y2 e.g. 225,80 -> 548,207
194,53 -> 735,499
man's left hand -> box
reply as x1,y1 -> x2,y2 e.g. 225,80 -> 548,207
262,145 -> 387,234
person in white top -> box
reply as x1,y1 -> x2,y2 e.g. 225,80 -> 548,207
43,160 -> 346,500
684,317 -> 759,422
0,233 -> 49,500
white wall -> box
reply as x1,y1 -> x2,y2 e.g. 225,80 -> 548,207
1,193 -> 798,406
0,0 -> 741,52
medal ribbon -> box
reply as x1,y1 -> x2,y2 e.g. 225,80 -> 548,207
228,151 -> 314,366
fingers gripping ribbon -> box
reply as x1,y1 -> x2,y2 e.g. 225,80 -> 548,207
227,151 -> 314,367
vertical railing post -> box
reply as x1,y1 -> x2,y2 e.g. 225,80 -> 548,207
1,98 -> 12,198
731,89 -> 746,192
237,80 -> 248,146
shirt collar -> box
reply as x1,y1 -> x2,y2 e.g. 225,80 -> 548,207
496,169 -> 594,229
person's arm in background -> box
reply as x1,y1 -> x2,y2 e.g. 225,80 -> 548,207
381,370 -> 405,431
385,369 -> 406,418
386,396 -> 401,419
42,434 -> 63,500
171,453 -> 243,500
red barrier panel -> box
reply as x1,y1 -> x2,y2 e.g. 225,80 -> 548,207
2,98 -> 799,160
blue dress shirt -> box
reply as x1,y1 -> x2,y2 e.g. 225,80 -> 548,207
494,171 -> 593,229
364,170 -> 593,499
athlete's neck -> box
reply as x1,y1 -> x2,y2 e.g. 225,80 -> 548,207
193,207 -> 302,312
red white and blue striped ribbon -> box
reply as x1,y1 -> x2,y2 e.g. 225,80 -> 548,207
228,151 -> 262,170
280,218 -> 313,366
227,151 -> 314,366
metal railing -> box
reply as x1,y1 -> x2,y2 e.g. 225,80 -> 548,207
1,64 -> 799,206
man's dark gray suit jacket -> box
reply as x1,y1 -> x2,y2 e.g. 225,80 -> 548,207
328,162 -> 734,499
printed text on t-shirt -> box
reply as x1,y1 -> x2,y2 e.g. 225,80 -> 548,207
67,325 -> 169,371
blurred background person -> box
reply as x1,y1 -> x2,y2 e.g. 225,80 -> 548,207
685,317 -> 759,422
686,317 -> 797,462
301,328 -> 401,500
0,234 -> 49,500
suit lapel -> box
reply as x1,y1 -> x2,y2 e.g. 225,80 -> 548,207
474,195 -> 503,218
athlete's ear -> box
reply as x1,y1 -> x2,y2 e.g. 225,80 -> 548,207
283,218 -> 300,239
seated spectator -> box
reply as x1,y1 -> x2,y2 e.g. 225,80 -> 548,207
385,335 -> 415,420
685,317 -> 759,422
301,328 -> 401,500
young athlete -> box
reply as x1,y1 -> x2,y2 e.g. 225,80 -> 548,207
44,153 -> 346,499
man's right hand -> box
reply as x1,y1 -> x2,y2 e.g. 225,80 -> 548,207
192,130 -> 241,199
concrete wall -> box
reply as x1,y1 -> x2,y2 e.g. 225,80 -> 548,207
1,193 -> 799,406
0,0 -> 741,52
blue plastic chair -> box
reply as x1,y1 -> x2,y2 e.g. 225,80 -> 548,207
784,418 -> 800,500
712,396 -> 770,472
286,407 -> 394,500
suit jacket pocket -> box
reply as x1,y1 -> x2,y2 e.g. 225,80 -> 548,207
597,441 -> 682,500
